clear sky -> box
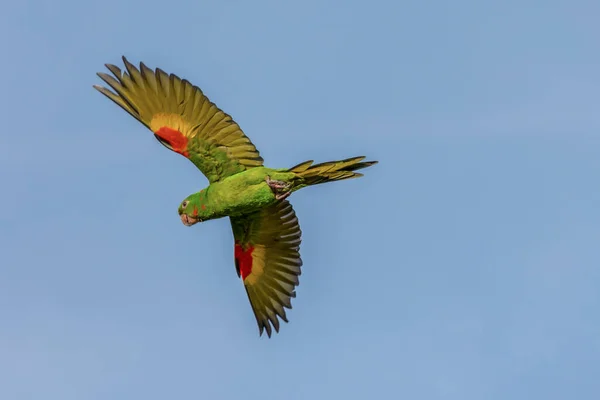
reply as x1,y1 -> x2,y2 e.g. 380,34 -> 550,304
1,0 -> 599,399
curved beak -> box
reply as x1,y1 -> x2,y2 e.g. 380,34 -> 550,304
180,213 -> 201,226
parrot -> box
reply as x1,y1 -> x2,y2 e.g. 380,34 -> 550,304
94,57 -> 377,337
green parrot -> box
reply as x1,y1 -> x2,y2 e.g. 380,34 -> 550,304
94,57 -> 377,337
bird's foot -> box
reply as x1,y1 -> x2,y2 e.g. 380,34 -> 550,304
266,176 -> 291,200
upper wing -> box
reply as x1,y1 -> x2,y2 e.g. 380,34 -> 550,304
230,200 -> 303,337
94,56 -> 264,183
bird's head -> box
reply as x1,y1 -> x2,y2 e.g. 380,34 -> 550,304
178,192 -> 209,227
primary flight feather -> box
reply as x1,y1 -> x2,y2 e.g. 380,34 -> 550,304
94,57 -> 377,337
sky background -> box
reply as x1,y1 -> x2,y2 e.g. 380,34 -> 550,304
1,0 -> 600,399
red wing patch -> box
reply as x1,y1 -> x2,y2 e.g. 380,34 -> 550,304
234,243 -> 255,280
154,126 -> 189,157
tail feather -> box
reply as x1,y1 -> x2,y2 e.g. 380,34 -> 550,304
289,156 -> 377,187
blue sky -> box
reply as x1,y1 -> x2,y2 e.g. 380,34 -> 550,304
1,0 -> 599,398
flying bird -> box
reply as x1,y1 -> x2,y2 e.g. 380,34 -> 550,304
94,57 -> 377,337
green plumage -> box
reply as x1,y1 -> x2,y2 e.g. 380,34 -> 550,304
179,158 -> 376,222
94,57 -> 378,337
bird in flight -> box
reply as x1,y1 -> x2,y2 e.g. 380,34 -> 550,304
94,57 -> 377,337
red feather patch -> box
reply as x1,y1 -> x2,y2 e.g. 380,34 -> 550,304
154,126 -> 189,157
235,243 -> 255,281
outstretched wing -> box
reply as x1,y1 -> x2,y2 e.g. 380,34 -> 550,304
230,201 -> 303,337
94,56 -> 264,183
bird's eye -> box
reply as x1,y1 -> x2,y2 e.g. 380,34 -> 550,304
181,201 -> 189,208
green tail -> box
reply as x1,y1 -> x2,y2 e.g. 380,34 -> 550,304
288,156 -> 378,188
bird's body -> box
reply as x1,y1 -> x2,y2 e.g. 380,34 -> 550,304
94,57 -> 377,337
180,167 -> 292,223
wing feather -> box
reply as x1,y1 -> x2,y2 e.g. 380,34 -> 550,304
95,57 -> 264,182
230,200 -> 303,337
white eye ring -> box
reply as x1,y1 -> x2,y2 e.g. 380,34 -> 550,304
182,201 -> 189,208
